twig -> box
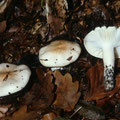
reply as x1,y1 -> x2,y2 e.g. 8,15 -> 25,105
69,106 -> 82,118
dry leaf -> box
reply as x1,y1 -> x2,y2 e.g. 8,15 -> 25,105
41,112 -> 57,120
21,67 -> 54,110
7,105 -> 40,120
96,97 -> 113,113
48,14 -> 65,35
0,21 -> 6,33
0,105 -> 11,118
112,1 -> 120,13
85,64 -> 120,101
25,0 -> 42,13
53,70 -> 80,111
55,0 -> 67,18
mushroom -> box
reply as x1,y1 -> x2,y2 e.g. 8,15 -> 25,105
84,26 -> 120,91
0,63 -> 31,97
39,40 -> 81,70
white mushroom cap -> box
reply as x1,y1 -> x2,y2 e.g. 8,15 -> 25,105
0,63 -> 31,97
39,40 -> 81,67
84,26 -> 120,91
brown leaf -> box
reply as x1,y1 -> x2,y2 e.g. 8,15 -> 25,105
53,70 -> 80,111
48,14 -> 65,35
96,97 -> 113,113
55,0 -> 67,19
0,105 -> 11,118
0,21 -> 6,33
25,0 -> 42,13
41,112 -> 57,120
7,105 -> 40,120
21,67 -> 54,110
85,64 -> 120,101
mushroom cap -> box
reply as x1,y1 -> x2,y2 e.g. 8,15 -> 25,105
39,40 -> 81,67
84,26 -> 120,58
0,63 -> 31,97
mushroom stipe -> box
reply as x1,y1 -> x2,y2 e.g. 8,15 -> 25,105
104,65 -> 114,91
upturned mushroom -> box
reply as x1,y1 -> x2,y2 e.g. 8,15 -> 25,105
39,40 -> 81,70
0,63 -> 31,97
84,26 -> 120,91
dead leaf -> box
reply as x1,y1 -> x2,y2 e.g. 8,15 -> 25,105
112,1 -> 120,13
8,26 -> 19,33
25,0 -> 42,13
21,67 -> 54,110
0,104 -> 11,118
48,14 -> 65,35
96,97 -> 113,113
53,70 -> 80,111
7,105 -> 40,120
41,112 -> 57,120
0,21 -> 6,33
85,64 -> 120,101
55,0 -> 67,19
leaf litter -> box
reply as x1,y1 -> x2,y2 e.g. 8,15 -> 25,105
0,0 -> 120,120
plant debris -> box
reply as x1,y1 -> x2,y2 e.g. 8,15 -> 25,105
85,64 -> 120,101
53,70 -> 80,111
0,0 -> 120,120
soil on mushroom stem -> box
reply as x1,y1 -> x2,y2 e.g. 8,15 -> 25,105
0,0 -> 120,120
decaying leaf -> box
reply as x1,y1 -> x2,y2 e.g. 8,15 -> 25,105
21,67 -> 54,110
6,105 -> 41,120
85,64 -> 120,101
55,0 -> 68,18
0,104 -> 11,118
41,112 -> 57,120
112,0 -> 120,13
53,70 -> 80,111
48,14 -> 65,35
25,0 -> 42,13
96,97 -> 113,113
0,21 -> 6,33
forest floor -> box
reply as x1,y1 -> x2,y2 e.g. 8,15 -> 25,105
0,0 -> 120,120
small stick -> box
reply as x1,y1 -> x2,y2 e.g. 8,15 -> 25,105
69,106 -> 82,118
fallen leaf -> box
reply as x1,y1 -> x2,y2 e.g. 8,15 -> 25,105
96,97 -> 113,113
112,1 -> 120,13
85,64 -> 120,101
7,105 -> 40,120
55,0 -> 67,18
41,112 -> 57,120
25,0 -> 42,13
53,70 -> 80,111
0,21 -> 6,33
48,14 -> 65,35
21,67 -> 54,110
0,104 -> 11,118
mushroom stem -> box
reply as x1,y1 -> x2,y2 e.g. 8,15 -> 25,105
103,46 -> 115,91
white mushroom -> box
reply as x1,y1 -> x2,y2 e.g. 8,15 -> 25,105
39,40 -> 81,68
0,63 -> 31,97
84,26 -> 120,91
